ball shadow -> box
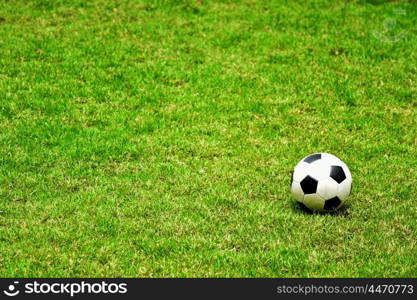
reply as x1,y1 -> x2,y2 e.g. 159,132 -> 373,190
290,200 -> 350,217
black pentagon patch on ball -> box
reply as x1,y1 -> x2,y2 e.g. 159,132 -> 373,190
304,153 -> 321,163
324,196 -> 342,211
300,175 -> 318,194
330,165 -> 346,184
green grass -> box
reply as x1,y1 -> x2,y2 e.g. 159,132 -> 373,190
0,0 -> 416,277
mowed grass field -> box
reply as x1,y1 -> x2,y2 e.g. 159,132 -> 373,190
0,0 -> 416,277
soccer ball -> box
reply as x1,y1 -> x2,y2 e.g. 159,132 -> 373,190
291,153 -> 352,212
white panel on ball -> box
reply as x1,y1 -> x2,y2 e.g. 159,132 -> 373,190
303,194 -> 324,211
317,178 -> 339,200
292,161 -> 311,182
307,160 -> 330,181
291,181 -> 304,203
338,179 -> 352,201
322,153 -> 342,165
324,153 -> 351,179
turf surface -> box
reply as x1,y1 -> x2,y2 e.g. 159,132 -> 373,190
0,0 -> 416,277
